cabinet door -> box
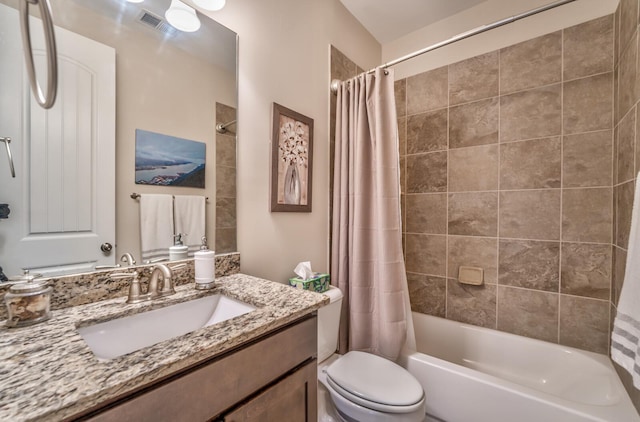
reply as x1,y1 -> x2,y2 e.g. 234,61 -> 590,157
223,360 -> 317,422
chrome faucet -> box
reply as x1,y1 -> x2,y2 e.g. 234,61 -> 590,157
120,253 -> 136,266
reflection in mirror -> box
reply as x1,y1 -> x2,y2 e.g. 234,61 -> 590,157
0,0 -> 237,278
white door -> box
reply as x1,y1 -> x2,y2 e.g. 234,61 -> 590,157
0,4 -> 116,277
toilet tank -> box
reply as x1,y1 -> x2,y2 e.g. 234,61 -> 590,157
318,286 -> 343,363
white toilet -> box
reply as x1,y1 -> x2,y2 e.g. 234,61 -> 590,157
317,286 -> 426,422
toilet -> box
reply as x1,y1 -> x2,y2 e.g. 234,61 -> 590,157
317,286 -> 426,422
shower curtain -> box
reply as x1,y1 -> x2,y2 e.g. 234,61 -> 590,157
331,68 -> 414,361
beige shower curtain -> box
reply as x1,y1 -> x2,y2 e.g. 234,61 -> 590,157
331,68 -> 412,361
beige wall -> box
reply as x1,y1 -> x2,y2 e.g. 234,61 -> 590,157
383,0 -> 618,80
50,0 -> 237,261
197,0 -> 381,283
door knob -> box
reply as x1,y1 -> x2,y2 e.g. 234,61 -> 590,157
100,242 -> 113,253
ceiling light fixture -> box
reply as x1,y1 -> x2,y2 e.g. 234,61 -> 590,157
126,0 -> 144,3
193,0 -> 226,11
165,0 -> 201,32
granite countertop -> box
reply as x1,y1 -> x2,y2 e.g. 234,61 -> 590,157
0,274 -> 329,421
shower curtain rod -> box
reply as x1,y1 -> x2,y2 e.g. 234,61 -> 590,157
330,0 -> 577,93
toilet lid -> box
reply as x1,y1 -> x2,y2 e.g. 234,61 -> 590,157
325,351 -> 424,409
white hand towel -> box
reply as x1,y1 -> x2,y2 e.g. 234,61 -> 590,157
612,174 -> 640,388
139,194 -> 174,261
174,195 -> 206,256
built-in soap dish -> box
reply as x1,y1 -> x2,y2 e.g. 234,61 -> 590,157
458,266 -> 484,286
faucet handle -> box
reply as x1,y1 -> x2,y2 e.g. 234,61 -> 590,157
111,271 -> 149,304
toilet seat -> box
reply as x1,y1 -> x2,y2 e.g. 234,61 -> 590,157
325,351 -> 425,413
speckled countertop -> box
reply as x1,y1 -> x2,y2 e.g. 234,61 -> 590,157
0,274 -> 328,421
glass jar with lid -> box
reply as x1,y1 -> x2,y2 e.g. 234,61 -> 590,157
5,273 -> 52,328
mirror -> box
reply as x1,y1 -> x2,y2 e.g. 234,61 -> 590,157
0,0 -> 237,278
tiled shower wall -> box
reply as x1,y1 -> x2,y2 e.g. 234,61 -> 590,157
613,0 -> 640,408
215,103 -> 237,253
396,15 -> 615,354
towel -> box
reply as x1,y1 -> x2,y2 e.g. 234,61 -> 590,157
612,174 -> 640,388
174,195 -> 206,256
139,194 -> 174,261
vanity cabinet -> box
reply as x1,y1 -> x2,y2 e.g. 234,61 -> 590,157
76,314 -> 317,422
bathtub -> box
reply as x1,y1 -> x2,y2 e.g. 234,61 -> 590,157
401,312 -> 640,422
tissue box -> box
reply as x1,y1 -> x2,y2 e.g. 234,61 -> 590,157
288,273 -> 330,293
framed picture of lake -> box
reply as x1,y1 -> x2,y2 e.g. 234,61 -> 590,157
135,129 -> 206,188
270,103 -> 313,212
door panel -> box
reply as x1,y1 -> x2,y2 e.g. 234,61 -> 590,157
0,4 -> 115,277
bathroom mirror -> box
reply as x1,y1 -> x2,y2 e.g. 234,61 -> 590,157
0,0 -> 237,278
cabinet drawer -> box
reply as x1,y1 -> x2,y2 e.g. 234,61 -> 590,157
83,315 -> 317,422
223,359 -> 317,422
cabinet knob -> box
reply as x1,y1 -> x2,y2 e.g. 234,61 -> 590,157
100,242 -> 113,253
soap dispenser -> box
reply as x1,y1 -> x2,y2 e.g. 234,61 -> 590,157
194,236 -> 215,290
169,234 -> 188,261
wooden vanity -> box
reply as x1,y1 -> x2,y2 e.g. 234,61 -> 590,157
77,315 -> 317,421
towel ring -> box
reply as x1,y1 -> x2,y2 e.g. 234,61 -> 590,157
19,0 -> 58,109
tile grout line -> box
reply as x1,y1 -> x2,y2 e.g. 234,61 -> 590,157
558,27 -> 565,346
445,65 -> 450,320
496,48 -> 502,330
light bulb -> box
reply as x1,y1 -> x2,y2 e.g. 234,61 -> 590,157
193,0 -> 225,11
165,0 -> 201,32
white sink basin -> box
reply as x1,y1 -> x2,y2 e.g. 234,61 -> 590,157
77,294 -> 256,360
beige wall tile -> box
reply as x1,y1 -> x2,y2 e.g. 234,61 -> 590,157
448,236 -> 498,284
619,0 -> 638,53
500,137 -> 561,190
559,295 -> 609,354
617,108 -> 636,184
449,51 -> 499,105
614,246 -> 627,305
216,197 -> 236,228
405,234 -> 446,276
618,33 -> 638,117
563,15 -> 614,81
216,165 -> 236,198
449,98 -> 499,149
561,243 -> 612,300
615,5 -> 621,63
448,192 -> 498,236
216,135 -> 236,167
449,144 -> 499,192
406,67 -> 448,115
500,84 -> 562,142
407,109 -> 448,154
563,130 -> 613,188
498,240 -> 560,292
406,194 -> 447,234
499,190 -> 561,240
564,72 -> 613,134
562,188 -> 612,243
394,79 -> 407,118
215,227 -> 237,253
398,117 -> 407,157
406,151 -> 447,193
497,286 -> 559,343
616,181 -> 634,248
447,281 -> 497,329
500,32 -> 562,94
636,106 -> 640,172
407,273 -> 446,317
400,156 -> 406,194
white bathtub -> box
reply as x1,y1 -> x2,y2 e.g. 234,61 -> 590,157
402,312 -> 640,422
